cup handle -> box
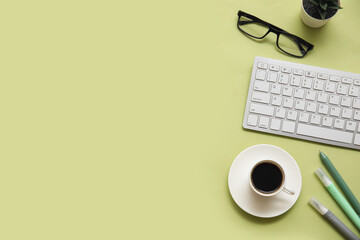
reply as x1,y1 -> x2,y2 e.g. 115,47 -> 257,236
282,186 -> 295,195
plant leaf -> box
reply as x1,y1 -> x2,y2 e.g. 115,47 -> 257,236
318,8 -> 326,20
328,5 -> 342,9
328,0 -> 341,7
309,0 -> 319,6
320,2 -> 328,10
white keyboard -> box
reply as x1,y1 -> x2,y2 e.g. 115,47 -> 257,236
243,56 -> 360,150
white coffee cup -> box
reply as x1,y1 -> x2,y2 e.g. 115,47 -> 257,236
249,159 -> 295,197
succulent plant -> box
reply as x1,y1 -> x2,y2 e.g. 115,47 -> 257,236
308,0 -> 342,20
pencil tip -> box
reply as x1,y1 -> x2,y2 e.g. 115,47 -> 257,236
319,151 -> 327,160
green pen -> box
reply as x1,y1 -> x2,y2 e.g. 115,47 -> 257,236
320,151 -> 360,217
315,167 -> 360,231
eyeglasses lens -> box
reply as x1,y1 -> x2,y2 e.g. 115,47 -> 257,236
238,15 -> 269,38
277,34 -> 309,57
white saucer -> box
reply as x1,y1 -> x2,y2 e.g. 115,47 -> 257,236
228,144 -> 302,218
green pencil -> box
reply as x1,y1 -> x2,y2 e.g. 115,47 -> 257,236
320,151 -> 360,217
315,168 -> 360,231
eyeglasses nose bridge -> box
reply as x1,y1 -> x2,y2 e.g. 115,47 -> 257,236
261,29 -> 272,39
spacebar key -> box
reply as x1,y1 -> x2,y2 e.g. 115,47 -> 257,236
297,124 -> 353,144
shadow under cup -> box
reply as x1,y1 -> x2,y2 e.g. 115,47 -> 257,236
250,160 -> 294,197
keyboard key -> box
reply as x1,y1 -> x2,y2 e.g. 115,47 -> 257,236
287,110 -> 298,121
337,84 -> 349,95
318,104 -> 329,115
249,103 -> 274,116
254,81 -> 270,92
257,62 -> 268,69
302,78 -> 313,88
255,69 -> 266,80
345,121 -> 356,131
267,72 -> 278,82
271,95 -> 282,106
297,124 -> 353,144
305,90 -> 316,101
290,76 -> 301,86
282,86 -> 293,96
270,119 -> 281,130
270,84 -> 281,94
299,112 -> 310,123
340,96 -> 352,107
354,79 -> 360,86
322,117 -> 333,127
330,106 -> 341,117
317,92 -> 328,103
342,109 -> 353,119
306,102 -> 317,112
294,88 -> 305,99
314,80 -> 324,91
349,86 -> 359,97
252,92 -> 270,104
318,73 -> 328,80
329,75 -> 340,82
259,117 -> 270,128
282,121 -> 296,133
247,114 -> 258,126
295,100 -> 305,110
334,119 -> 345,129
353,99 -> 360,109
275,108 -> 286,118
325,82 -> 336,93
310,114 -> 321,125
342,77 -> 353,84
283,98 -> 294,108
282,67 -> 291,73
329,95 -> 340,105
305,71 -> 316,78
293,69 -> 304,76
279,73 -> 290,84
354,110 -> 360,120
269,64 -> 280,71
354,134 -> 360,146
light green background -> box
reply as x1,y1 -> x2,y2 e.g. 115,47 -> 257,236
1,0 -> 359,239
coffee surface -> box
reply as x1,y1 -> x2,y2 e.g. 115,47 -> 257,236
251,162 -> 283,193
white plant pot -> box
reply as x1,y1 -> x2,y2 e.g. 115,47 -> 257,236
301,0 -> 340,28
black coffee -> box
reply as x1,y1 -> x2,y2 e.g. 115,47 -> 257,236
251,162 -> 283,193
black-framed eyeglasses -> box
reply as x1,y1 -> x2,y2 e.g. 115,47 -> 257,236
237,10 -> 314,58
